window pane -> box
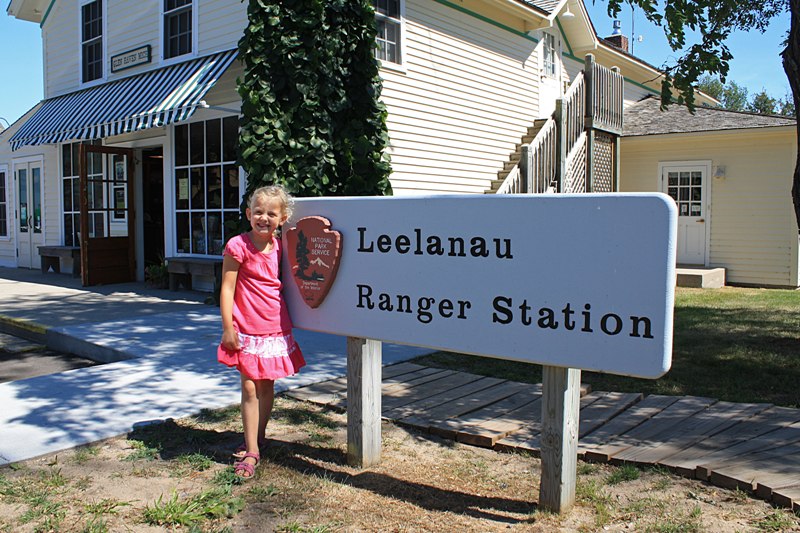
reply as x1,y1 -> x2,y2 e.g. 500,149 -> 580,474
222,116 -> 238,162
190,168 -> 205,209
191,213 -> 206,253
206,118 -> 221,163
175,168 -> 189,210
174,124 -> 188,166
62,144 -> 72,177
63,179 -> 72,212
223,164 -> 239,209
64,215 -> 73,247
176,212 -> 190,253
224,212 -> 240,243
207,213 -> 223,255
207,166 -> 222,208
190,122 -> 204,165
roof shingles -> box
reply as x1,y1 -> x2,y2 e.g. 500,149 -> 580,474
623,96 -> 796,137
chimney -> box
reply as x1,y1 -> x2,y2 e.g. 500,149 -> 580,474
606,20 -> 629,53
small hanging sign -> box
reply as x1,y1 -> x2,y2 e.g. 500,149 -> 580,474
285,216 -> 342,309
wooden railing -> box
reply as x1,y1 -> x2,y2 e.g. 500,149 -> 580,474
585,55 -> 624,135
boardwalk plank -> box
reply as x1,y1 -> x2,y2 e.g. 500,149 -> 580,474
381,362 -> 428,380
579,394 -> 679,455
326,367 -> 456,410
381,371 -> 481,419
583,396 -> 716,462
661,405 -> 800,476
429,385 -> 542,440
387,375 -> 508,424
577,392 -> 643,440
285,376 -> 348,405
613,402 -> 769,466
694,420 -> 800,480
771,485 -> 800,513
494,392 -> 605,452
401,380 -> 527,433
457,393 -> 545,448
702,437 -> 800,492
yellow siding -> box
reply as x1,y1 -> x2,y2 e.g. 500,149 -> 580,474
621,129 -> 799,288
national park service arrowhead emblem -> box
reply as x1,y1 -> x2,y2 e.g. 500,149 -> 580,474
285,216 -> 342,309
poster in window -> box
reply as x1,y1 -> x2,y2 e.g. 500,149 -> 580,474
114,188 -> 126,219
114,160 -> 125,182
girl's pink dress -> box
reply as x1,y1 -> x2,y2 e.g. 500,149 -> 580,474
217,233 -> 305,380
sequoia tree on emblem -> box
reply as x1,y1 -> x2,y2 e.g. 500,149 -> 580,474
285,216 -> 342,309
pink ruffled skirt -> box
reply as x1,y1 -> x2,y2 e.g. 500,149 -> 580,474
217,331 -> 305,380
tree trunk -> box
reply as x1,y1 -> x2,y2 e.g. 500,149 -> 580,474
785,0 -> 800,231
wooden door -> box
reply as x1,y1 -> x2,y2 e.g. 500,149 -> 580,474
80,145 -> 136,285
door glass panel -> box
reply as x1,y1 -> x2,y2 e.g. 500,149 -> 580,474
32,167 -> 42,233
18,168 -> 28,232
666,168 -> 703,218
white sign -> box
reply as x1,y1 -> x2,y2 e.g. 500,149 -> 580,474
111,45 -> 151,73
282,194 -> 676,379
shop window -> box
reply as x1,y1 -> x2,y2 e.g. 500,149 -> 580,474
0,168 -> 7,237
374,0 -> 403,65
81,0 -> 103,83
164,0 -> 193,59
173,116 -> 240,256
61,141 -> 101,246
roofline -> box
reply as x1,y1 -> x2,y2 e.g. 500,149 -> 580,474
623,124 -> 797,139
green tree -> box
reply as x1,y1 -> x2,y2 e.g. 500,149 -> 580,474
749,89 -> 778,114
237,0 -> 392,204
697,76 -> 749,111
606,0 -> 800,229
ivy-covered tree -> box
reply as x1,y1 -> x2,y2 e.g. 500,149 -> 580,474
605,0 -> 800,229
237,0 -> 392,202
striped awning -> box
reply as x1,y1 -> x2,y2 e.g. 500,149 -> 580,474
9,49 -> 238,150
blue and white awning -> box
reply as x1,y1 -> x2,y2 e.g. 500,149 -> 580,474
9,49 -> 238,150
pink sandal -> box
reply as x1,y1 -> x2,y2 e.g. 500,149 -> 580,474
234,452 -> 260,479
232,438 -> 267,459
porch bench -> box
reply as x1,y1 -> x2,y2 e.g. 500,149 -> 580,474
38,246 -> 81,277
165,256 -> 223,291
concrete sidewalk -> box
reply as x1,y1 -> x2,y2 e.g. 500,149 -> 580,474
0,267 -> 430,465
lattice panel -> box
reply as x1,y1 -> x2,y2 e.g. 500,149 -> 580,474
563,139 -> 586,193
592,132 -> 615,192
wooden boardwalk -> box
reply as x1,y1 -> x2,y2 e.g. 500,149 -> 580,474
286,362 -> 800,512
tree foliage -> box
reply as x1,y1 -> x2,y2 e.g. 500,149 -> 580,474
237,0 -> 392,202
605,0 -> 800,229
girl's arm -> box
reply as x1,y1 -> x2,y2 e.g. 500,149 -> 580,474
220,254 -> 241,350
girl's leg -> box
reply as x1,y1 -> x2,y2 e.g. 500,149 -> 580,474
239,374 -> 261,474
255,379 -> 276,440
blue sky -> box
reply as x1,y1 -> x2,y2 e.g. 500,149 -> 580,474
0,4 -> 791,127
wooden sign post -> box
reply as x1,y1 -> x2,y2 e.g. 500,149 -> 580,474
282,195 -> 676,514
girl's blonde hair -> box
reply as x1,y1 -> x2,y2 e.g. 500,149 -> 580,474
248,185 -> 294,220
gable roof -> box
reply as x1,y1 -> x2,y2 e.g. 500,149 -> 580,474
623,96 -> 796,137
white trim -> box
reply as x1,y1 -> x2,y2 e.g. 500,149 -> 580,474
374,0 -> 406,69
78,0 -> 107,88
160,0 -> 198,64
0,164 -> 9,241
658,160 -> 712,266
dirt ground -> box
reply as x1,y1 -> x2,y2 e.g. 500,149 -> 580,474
1,396 -> 798,532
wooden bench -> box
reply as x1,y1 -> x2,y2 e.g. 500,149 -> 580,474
38,246 -> 81,277
165,256 -> 223,291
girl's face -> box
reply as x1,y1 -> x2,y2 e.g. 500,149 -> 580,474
246,195 -> 287,240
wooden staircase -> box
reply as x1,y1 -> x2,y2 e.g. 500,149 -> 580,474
485,54 -> 624,196
485,119 -> 548,194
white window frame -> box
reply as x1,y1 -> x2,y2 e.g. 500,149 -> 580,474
0,164 -> 9,240
171,114 -> 243,257
542,31 -> 557,79
160,0 -> 197,63
374,0 -> 406,71
79,0 -> 106,86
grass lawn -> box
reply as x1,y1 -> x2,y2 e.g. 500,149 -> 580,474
412,286 -> 800,407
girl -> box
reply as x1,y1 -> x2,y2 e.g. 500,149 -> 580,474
217,185 -> 305,479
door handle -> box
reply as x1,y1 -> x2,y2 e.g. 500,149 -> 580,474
697,219 -> 705,223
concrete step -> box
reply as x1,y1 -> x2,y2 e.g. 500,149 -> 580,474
676,267 -> 726,289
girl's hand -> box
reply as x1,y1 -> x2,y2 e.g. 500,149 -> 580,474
221,329 -> 240,351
